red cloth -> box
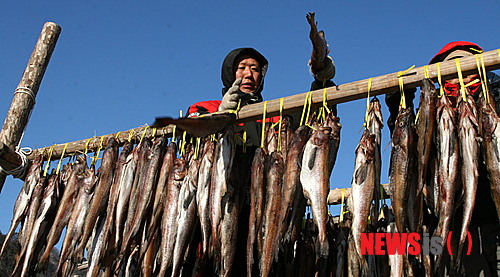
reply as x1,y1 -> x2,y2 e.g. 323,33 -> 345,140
429,41 -> 483,64
187,100 -> 221,117
443,77 -> 482,97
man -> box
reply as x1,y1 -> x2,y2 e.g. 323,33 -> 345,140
187,47 -> 267,117
386,41 -> 500,276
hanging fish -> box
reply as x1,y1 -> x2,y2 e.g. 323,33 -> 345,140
75,138 -> 118,258
197,139 -> 216,257
389,107 -> 417,234
158,156 -> 187,277
277,125 -> 311,245
171,153 -> 200,277
122,137 -> 166,261
247,147 -> 267,277
143,141 -> 177,254
260,151 -> 285,277
434,95 -> 459,271
300,125 -> 331,258
477,94 -> 500,217
455,93 -> 480,267
15,171 -> 58,277
350,130 -> 376,270
114,141 -> 144,249
55,161 -> 97,276
38,155 -> 87,268
209,124 -> 235,260
0,155 -> 43,259
416,79 -> 437,221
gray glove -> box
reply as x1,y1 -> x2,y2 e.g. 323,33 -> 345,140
218,78 -> 247,111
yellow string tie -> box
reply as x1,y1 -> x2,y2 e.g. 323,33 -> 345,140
43,145 -> 55,177
480,54 -> 491,104
140,126 -> 149,144
379,206 -> 386,221
242,124 -> 247,153
84,138 -> 92,155
172,125 -> 177,143
455,59 -> 467,101
180,131 -> 187,156
91,136 -> 105,166
128,130 -> 134,143
152,128 -> 157,137
55,143 -> 69,174
364,78 -> 373,128
340,188 -> 347,222
397,66 -> 414,109
306,91 -> 313,126
465,79 -> 480,88
277,98 -> 284,152
260,101 -> 268,149
475,55 -> 487,102
194,137 -> 201,160
300,91 -> 312,126
424,65 -> 430,79
436,62 -> 445,97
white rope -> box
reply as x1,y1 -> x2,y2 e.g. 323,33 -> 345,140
0,149 -> 31,179
14,87 -> 36,105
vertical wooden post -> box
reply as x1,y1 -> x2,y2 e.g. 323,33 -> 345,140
0,22 -> 61,192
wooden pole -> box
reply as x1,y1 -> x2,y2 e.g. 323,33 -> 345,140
0,22 -> 61,191
326,184 -> 390,205
27,125 -> 174,160
26,48 -> 500,161
236,49 -> 500,123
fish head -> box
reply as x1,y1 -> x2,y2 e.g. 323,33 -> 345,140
83,167 -> 97,194
173,158 -> 188,181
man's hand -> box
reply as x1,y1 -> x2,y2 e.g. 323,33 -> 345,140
219,78 -> 247,111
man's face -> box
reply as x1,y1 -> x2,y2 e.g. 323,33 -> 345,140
235,57 -> 262,94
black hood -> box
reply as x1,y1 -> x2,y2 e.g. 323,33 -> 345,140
221,48 -> 268,104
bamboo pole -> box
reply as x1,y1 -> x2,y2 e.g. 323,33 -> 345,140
27,48 -> 500,161
0,22 -> 61,190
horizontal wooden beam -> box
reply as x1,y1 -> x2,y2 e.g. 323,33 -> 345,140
326,183 -> 390,205
26,49 -> 500,160
236,49 -> 500,123
28,125 -> 174,160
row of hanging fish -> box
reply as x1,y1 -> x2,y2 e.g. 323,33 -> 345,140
347,79 -> 500,276
0,104 -> 345,276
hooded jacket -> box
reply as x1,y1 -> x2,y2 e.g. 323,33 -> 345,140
187,48 -> 268,117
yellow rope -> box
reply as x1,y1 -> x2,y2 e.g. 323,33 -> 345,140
55,143 -> 69,174
364,78 -> 373,128
300,91 -> 312,126
436,62 -> 445,97
455,59 -> 467,101
260,101 -> 268,149
43,145 -> 55,177
277,98 -> 284,152
91,136 -> 105,166
397,66 -> 415,109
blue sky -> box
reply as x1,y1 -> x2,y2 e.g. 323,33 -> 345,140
0,1 -> 499,233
